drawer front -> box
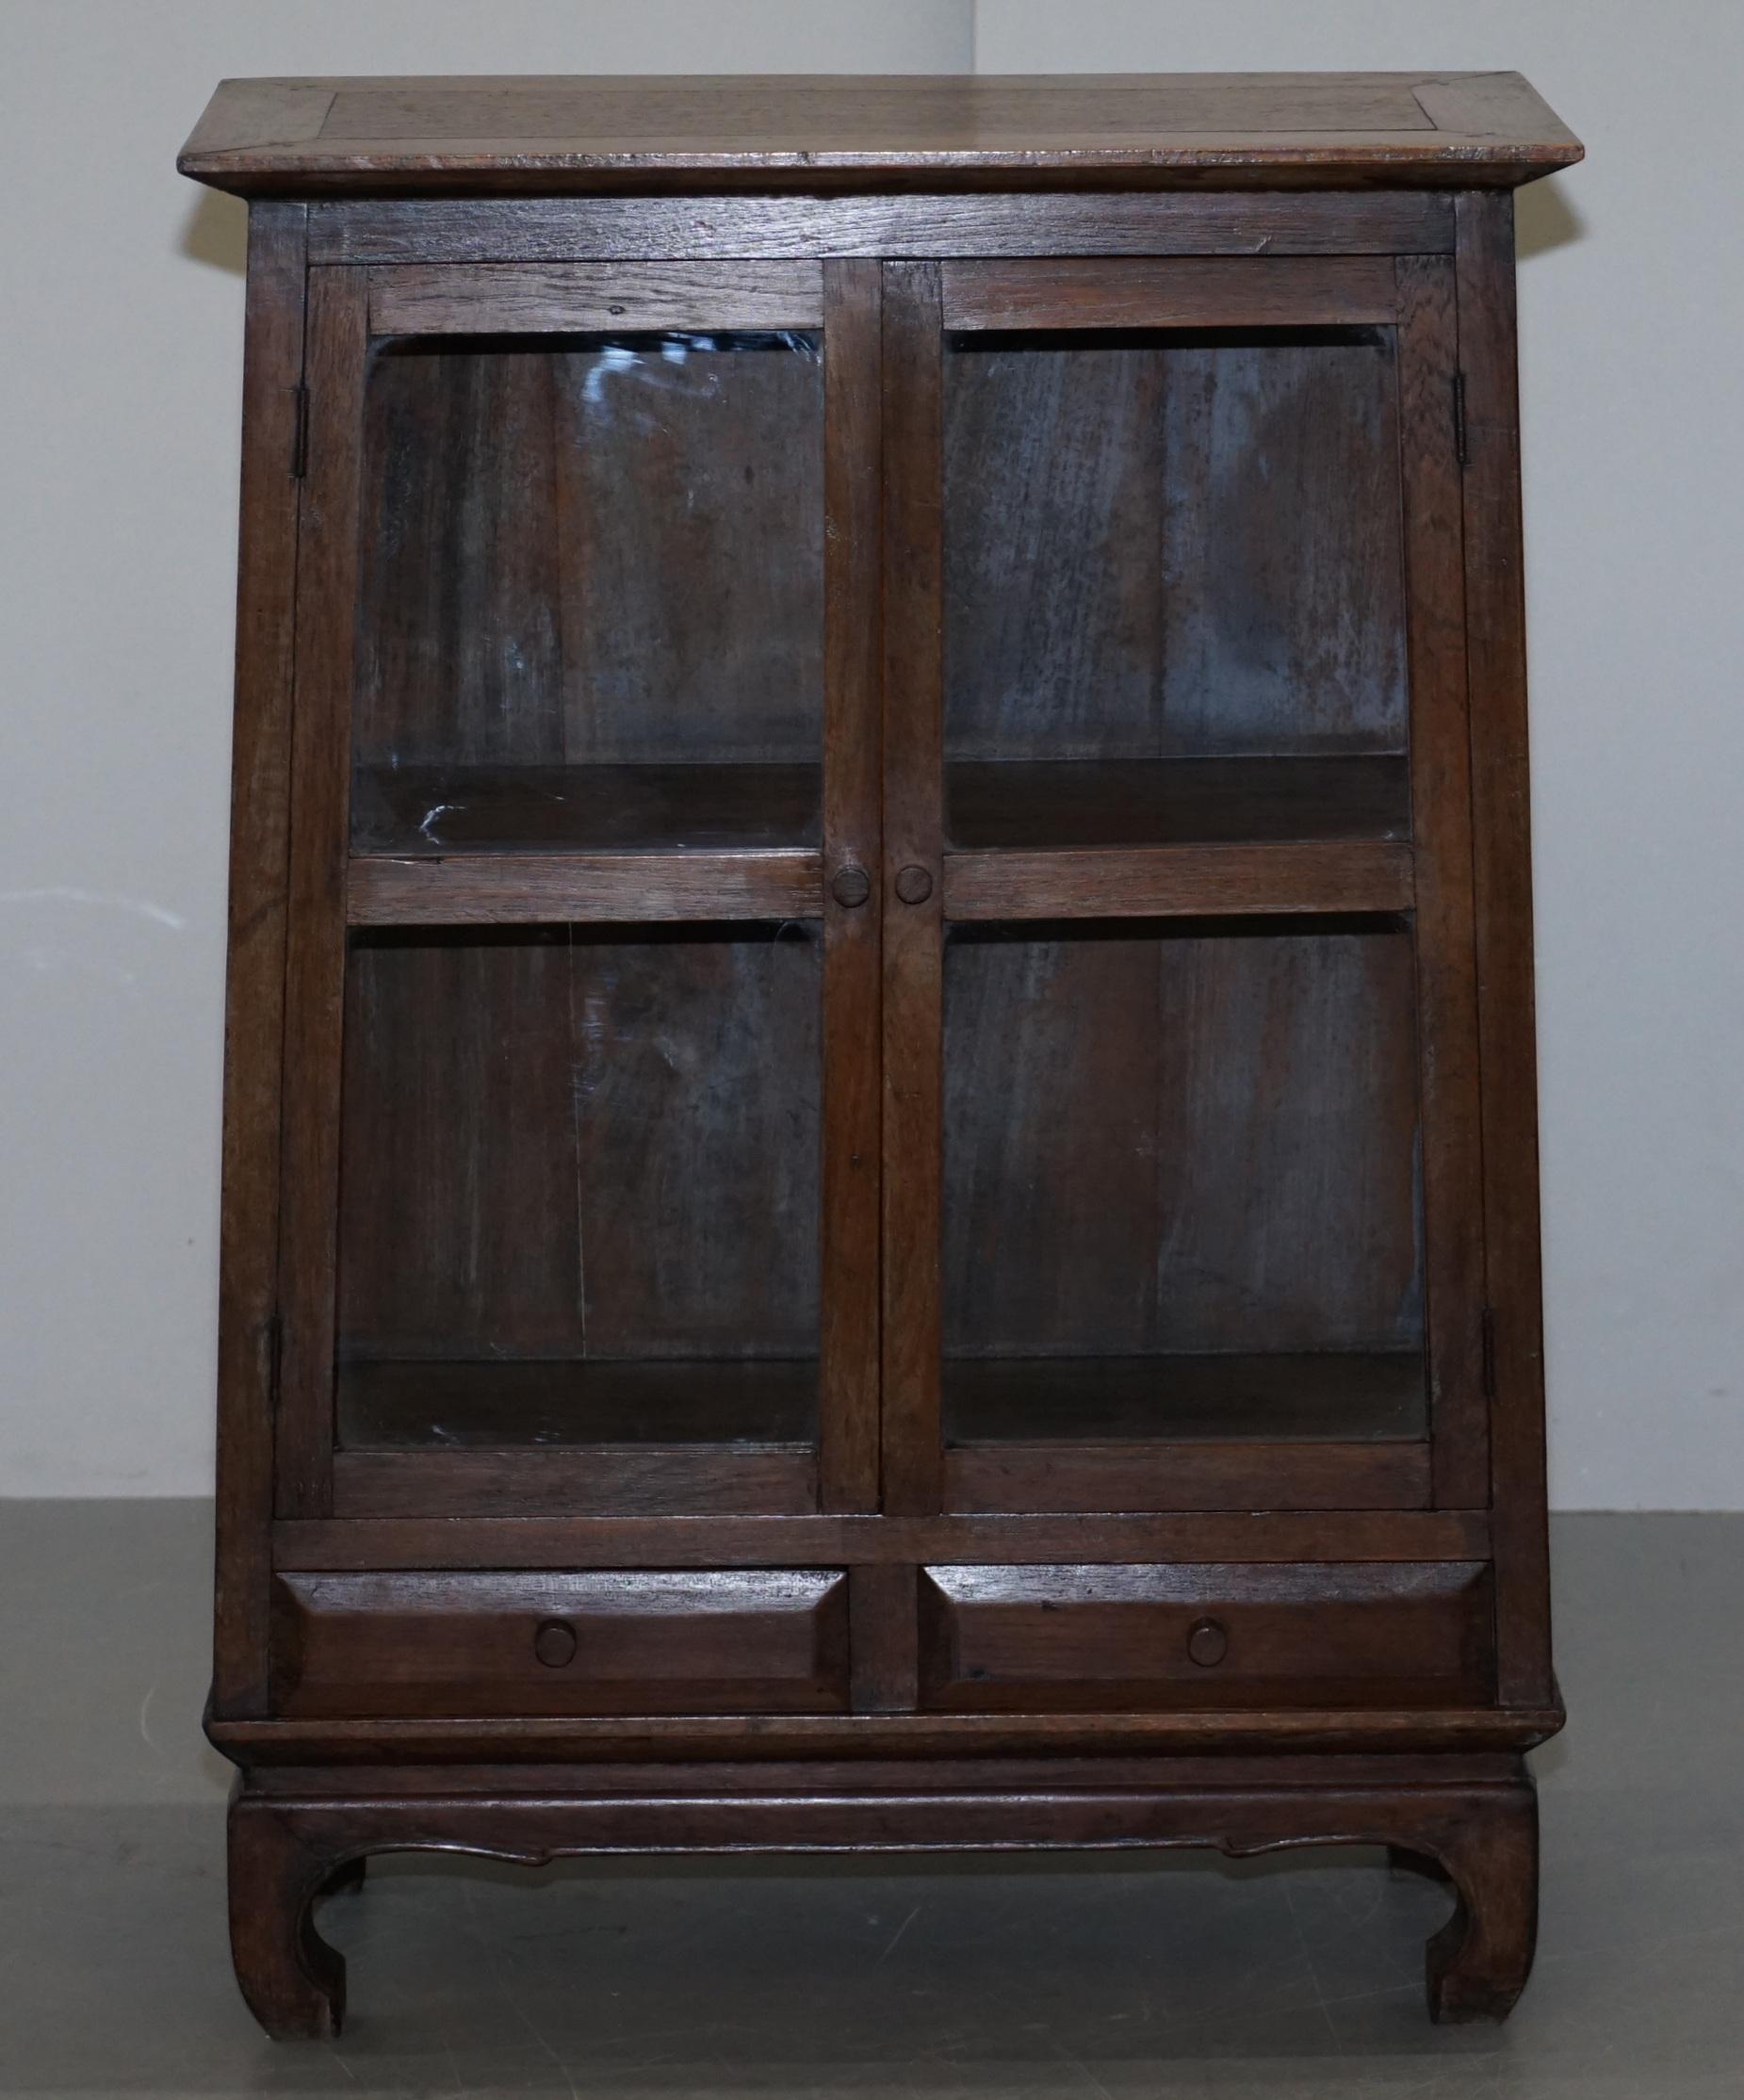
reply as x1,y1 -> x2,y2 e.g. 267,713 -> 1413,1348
273,1570 -> 850,1717
920,1563 -> 1493,1712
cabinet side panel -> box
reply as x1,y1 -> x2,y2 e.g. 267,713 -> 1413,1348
1455,193 -> 1554,1706
1396,257 -> 1490,1513
277,269 -> 370,1520
213,202 -> 308,1717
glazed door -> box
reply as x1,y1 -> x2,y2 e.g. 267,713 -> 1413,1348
881,255 -> 1487,1519
275,260 -> 882,1521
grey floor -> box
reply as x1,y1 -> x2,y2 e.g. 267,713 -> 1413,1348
1,1506 -> 1740,2097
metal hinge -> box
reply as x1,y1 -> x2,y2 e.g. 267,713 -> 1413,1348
1452,371 -> 1470,467
1480,1304 -> 1497,1398
289,383 -> 310,479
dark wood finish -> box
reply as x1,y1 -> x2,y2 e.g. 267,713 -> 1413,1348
350,762 -> 820,855
272,1570 -> 850,1716
212,1707 -> 1560,1766
947,756 -> 1409,851
848,1564 -> 921,1713
274,1507 -> 1491,1571
347,846 -> 821,923
819,258 -> 885,1513
943,839 -> 1412,919
211,202 -> 308,1715
188,73 -> 1576,2039
311,191 -> 1459,267
943,1353 -> 1426,1443
336,1357 -> 817,1448
945,1441 -> 1428,1515
1457,191 -> 1555,1703
367,259 -> 823,335
879,260 -> 946,1517
182,73 -> 1582,196
917,1562 -> 1492,1710
225,1763 -> 1538,2035
1396,257 -> 1491,1511
945,255 -> 1400,330
331,1447 -> 817,1520
276,267 -> 369,1520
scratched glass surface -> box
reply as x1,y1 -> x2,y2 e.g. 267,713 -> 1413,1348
350,332 -> 825,860
334,920 -> 823,1454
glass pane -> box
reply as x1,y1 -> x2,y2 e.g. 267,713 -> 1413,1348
944,327 -> 1408,849
335,922 -> 821,1452
942,919 -> 1426,1446
351,331 -> 823,855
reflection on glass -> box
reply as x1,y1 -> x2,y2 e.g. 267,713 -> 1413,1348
351,332 -> 824,857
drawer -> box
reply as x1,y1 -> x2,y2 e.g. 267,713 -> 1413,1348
272,1570 -> 849,1718
919,1563 -> 1493,1712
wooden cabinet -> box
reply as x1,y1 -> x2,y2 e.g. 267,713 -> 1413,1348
181,70 -> 1581,2039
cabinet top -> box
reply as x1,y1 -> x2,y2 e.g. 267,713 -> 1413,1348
179,73 -> 1581,198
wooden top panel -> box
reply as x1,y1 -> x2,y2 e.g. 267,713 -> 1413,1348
179,73 -> 1582,197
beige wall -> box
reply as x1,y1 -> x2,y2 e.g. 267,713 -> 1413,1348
1,2 -> 1736,1505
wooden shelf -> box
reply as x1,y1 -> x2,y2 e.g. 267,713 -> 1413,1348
942,755 -> 1412,921
947,755 -> 1409,852
347,762 -> 824,925
352,762 -> 821,855
944,1351 -> 1426,1444
338,1357 -> 817,1450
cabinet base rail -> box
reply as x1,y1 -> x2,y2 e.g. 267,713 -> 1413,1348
229,1754 -> 1538,2038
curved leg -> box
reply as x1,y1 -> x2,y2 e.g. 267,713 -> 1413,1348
1419,1788 -> 1540,2023
228,1795 -> 356,2040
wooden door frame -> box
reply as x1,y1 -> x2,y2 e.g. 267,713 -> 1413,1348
876,251 -> 1492,1522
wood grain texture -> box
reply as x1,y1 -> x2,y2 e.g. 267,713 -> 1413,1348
180,73 -> 1582,197
943,322 -> 1407,766
944,1441 -> 1429,1516
879,260 -> 946,1516
1396,255 -> 1491,1512
273,1507 -> 1491,1571
338,926 -> 821,1376
946,257 -> 1401,331
347,849 -> 821,924
942,841 -> 1413,919
331,1448 -> 818,1520
848,1564 -> 920,1713
819,258 -> 884,1512
211,201 -> 307,1714
276,267 -> 369,1521
918,1562 -> 1491,1711
1158,325 -> 1408,756
368,260 -> 823,334
212,1705 -> 1561,1767
273,1570 -> 850,1717
311,191 -> 1459,267
1457,191 -> 1554,1703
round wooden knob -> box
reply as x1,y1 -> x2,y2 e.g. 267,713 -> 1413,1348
1186,1617 -> 1229,1669
831,864 -> 872,909
894,864 -> 934,905
533,1619 -> 578,1669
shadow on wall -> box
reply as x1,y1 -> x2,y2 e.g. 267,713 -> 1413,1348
179,189 -> 247,275
1518,175 -> 1586,261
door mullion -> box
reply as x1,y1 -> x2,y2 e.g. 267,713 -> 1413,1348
879,260 -> 946,1517
819,257 -> 885,1513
